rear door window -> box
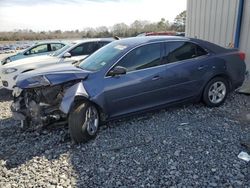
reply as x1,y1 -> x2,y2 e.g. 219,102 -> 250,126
70,42 -> 99,56
50,43 -> 64,51
98,41 -> 110,48
28,44 -> 49,55
165,42 -> 208,63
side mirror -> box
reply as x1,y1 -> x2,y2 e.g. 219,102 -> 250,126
63,52 -> 71,58
109,66 -> 127,77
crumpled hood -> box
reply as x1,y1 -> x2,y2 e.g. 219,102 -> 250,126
16,64 -> 90,89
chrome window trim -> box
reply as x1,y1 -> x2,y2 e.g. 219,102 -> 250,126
104,40 -> 210,78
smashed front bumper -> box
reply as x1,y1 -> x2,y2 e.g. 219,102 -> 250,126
11,85 -> 65,127
11,82 -> 90,127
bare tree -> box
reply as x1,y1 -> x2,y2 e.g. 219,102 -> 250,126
172,11 -> 186,32
0,12 -> 187,41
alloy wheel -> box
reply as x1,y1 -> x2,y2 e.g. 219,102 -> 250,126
208,81 -> 226,104
84,106 -> 99,135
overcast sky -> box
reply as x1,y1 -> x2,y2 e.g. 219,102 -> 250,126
0,0 -> 186,31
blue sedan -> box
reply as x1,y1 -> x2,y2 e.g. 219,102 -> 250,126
12,36 -> 246,143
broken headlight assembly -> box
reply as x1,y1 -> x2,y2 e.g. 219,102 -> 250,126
26,75 -> 51,87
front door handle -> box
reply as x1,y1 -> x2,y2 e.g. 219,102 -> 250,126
152,75 -> 160,81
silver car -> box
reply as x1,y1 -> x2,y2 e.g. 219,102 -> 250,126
1,41 -> 65,65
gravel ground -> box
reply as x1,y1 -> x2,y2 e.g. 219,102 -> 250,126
0,88 -> 250,187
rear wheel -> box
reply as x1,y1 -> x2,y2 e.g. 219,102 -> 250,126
203,77 -> 229,107
68,101 -> 99,143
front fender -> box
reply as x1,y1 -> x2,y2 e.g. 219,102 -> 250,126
60,82 -> 89,114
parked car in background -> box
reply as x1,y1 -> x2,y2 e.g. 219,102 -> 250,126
11,36 -> 246,143
0,38 -> 114,90
1,41 -> 65,65
1,46 -> 15,54
176,32 -> 185,36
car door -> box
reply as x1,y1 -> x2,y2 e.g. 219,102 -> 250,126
24,44 -> 49,57
62,42 -> 99,64
50,43 -> 64,52
160,41 -> 210,103
103,42 -> 167,117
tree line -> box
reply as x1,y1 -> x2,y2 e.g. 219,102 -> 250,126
0,11 -> 186,41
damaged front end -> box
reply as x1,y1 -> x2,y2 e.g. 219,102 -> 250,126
11,81 -> 82,129
11,64 -> 91,129
11,81 -> 88,128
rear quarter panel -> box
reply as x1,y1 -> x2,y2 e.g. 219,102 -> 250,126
195,54 -> 227,94
220,51 -> 246,89
197,51 -> 246,93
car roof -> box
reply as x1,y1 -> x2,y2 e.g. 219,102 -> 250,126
112,36 -> 227,53
73,38 -> 115,44
34,41 -> 66,45
111,36 -> 189,48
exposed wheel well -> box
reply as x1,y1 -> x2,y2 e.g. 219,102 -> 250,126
71,96 -> 106,122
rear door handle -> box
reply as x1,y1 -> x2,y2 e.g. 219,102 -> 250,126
152,75 -> 160,81
198,65 -> 208,70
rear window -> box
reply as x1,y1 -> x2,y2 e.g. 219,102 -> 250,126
165,42 -> 207,63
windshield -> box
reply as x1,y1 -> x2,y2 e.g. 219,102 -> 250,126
51,43 -> 75,56
79,42 -> 128,71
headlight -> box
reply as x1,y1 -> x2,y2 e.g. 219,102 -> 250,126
3,68 -> 17,74
12,87 -> 23,97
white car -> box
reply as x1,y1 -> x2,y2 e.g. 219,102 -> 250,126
0,38 -> 113,90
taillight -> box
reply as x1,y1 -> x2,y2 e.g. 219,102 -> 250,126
239,52 -> 246,61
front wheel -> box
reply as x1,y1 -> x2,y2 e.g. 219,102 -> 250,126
203,77 -> 229,107
68,101 -> 99,143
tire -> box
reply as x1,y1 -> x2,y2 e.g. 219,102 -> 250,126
202,77 -> 229,107
68,101 -> 99,143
